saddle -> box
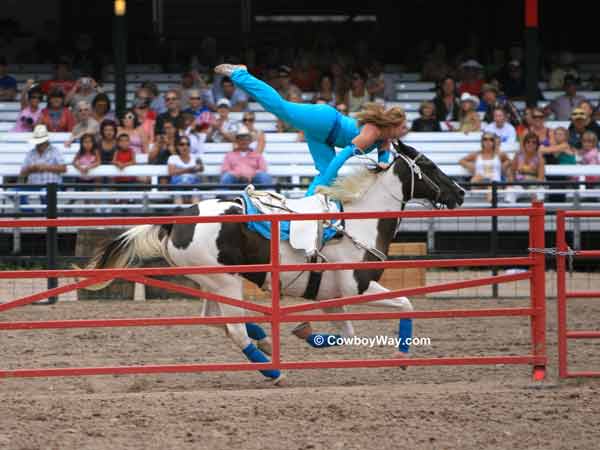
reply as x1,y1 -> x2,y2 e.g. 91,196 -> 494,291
243,185 -> 342,259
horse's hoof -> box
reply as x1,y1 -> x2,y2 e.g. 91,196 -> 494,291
394,351 -> 409,370
291,322 -> 313,340
272,374 -> 286,386
257,338 -> 273,356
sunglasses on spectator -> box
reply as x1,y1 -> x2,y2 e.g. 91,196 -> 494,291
189,96 -> 201,100
30,95 -> 42,100
124,114 -> 135,120
525,140 -> 538,144
243,117 -> 255,122
532,114 -> 544,119
165,96 -> 178,101
482,137 -> 495,141
178,141 -> 190,146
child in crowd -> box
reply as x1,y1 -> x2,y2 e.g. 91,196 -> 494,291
539,126 -> 576,165
411,100 -> 441,132
72,133 -> 101,184
578,131 -> 600,183
112,133 -> 137,184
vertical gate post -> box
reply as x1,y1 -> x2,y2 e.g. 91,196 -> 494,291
46,183 -> 58,304
529,201 -> 546,380
270,219 -> 281,367
556,211 -> 568,378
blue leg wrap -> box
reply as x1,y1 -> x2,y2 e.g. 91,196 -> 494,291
398,319 -> 413,354
245,323 -> 267,340
242,343 -> 280,379
306,333 -> 342,348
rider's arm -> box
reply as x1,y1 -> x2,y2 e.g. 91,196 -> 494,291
377,139 -> 392,164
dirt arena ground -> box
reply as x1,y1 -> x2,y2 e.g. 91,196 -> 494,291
1,277 -> 600,450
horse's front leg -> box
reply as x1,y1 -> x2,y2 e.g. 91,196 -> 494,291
362,281 -> 413,355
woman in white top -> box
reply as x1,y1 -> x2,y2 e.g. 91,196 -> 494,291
344,69 -> 371,113
168,136 -> 204,204
460,131 -> 511,200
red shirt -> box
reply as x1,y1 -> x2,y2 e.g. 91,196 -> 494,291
113,147 -> 136,182
41,79 -> 76,95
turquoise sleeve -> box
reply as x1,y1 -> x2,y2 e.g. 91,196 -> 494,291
319,144 -> 357,187
378,150 -> 392,164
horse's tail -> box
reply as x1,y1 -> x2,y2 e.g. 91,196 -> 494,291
81,224 -> 167,291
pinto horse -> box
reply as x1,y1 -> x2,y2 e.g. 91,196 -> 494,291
84,141 -> 464,384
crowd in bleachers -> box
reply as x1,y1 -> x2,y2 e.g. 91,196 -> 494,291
2,44 -> 600,205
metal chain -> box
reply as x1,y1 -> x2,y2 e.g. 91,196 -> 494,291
528,246 -> 578,275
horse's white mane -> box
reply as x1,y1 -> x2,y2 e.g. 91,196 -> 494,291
316,168 -> 379,203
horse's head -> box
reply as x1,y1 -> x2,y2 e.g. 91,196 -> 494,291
390,140 -> 465,209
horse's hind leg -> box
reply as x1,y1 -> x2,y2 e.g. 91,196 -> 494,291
291,306 -> 354,348
211,275 -> 283,383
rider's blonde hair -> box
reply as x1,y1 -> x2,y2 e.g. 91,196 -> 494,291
355,102 -> 406,128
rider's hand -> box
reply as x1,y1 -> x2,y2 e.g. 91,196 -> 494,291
377,162 -> 391,170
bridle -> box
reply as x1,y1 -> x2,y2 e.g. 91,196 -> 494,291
391,150 -> 444,208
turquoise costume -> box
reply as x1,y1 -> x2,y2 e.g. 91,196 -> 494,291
230,69 -> 391,195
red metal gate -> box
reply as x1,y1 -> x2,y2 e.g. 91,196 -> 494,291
556,210 -> 600,378
0,204 -> 547,381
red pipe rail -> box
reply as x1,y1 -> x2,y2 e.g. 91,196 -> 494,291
0,204 -> 547,381
556,211 -> 600,378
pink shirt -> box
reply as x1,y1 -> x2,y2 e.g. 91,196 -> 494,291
221,149 -> 268,180
13,107 -> 42,132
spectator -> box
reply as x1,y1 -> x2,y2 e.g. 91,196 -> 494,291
411,101 -> 441,132
545,75 -> 586,120
483,107 -> 517,144
13,86 -> 43,132
433,75 -> 460,122
330,62 -> 349,105
0,57 -> 17,101
178,70 -> 215,111
149,119 -> 179,164
65,76 -> 100,108
220,126 -> 272,187
38,88 -> 75,132
40,61 -> 76,95
65,101 -> 100,147
118,109 -> 149,155
183,88 -> 210,118
112,133 -> 137,183
20,124 -> 67,185
290,53 -> 320,92
344,69 -> 370,113
185,111 -> 212,156
500,60 -> 527,100
168,135 -> 204,204
91,93 -> 115,123
458,59 -> 485,96
526,107 -> 556,161
276,65 -> 301,99
577,131 -> 600,183
459,131 -> 512,200
516,107 -> 534,140
539,126 -> 576,165
366,60 -> 386,101
72,133 -> 101,184
511,132 -> 545,187
479,83 -> 521,126
459,110 -> 482,134
568,107 -> 600,149
548,51 -> 579,90
178,71 -> 198,109
140,81 -> 166,114
312,73 -> 336,106
98,120 -> 118,163
154,89 -> 184,135
219,76 -> 249,112
458,92 -> 480,122
133,97 -> 156,144
241,111 -> 266,153
206,98 -> 238,143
